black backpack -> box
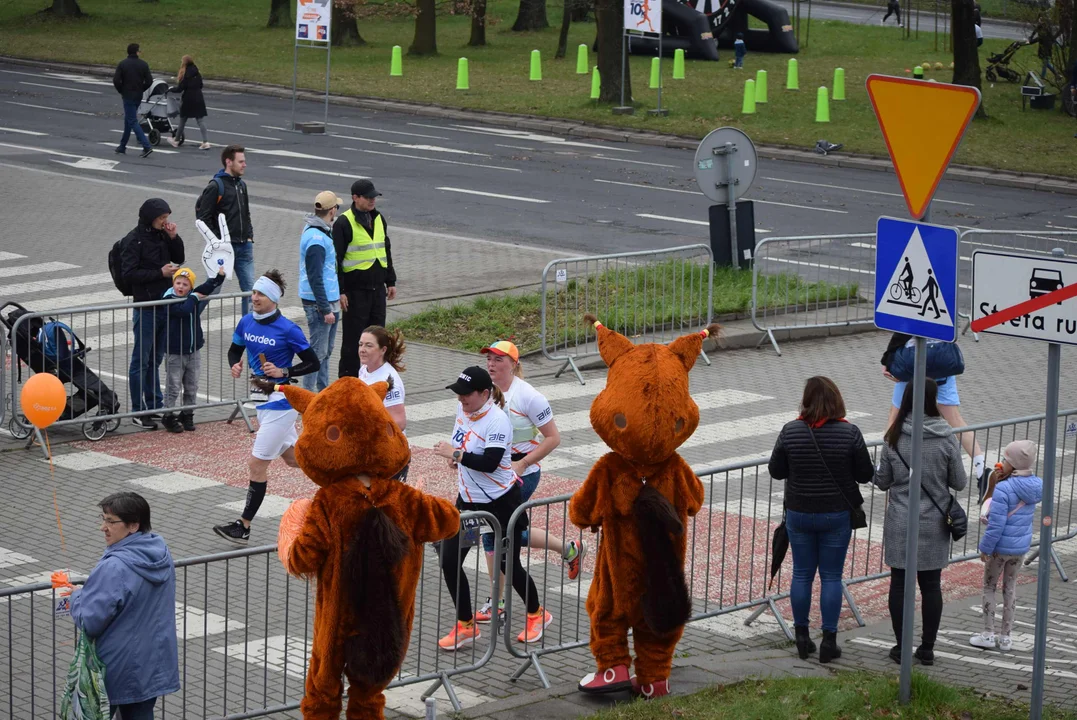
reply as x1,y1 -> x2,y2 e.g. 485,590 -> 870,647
108,237 -> 132,297
194,175 -> 225,217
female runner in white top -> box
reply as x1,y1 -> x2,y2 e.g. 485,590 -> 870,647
358,326 -> 409,482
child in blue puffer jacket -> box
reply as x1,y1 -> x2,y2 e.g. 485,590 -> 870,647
970,440 -> 1042,653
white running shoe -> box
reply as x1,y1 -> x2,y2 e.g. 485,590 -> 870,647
998,636 -> 1013,652
969,632 -> 997,649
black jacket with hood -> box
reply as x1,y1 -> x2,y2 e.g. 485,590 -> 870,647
120,198 -> 185,302
113,53 -> 153,102
197,169 -> 253,244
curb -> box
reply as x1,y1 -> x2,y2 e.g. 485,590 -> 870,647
6,55 -> 1077,197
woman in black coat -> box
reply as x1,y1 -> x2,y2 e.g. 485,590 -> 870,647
168,55 -> 210,149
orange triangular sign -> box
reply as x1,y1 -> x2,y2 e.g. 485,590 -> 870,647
866,75 -> 980,219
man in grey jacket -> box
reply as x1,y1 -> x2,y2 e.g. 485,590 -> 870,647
113,43 -> 154,158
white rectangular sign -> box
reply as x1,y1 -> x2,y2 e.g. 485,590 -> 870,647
971,250 -> 1077,346
624,0 -> 662,35
296,0 -> 332,43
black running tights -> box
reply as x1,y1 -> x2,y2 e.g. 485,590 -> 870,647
439,528 -> 541,622
888,568 -> 943,649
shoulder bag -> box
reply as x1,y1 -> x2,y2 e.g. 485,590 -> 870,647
805,423 -> 867,530
893,447 -> 968,542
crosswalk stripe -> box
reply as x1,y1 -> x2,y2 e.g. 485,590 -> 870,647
0,261 -> 80,279
46,451 -> 130,471
0,547 -> 38,571
405,378 -> 608,423
129,472 -> 222,494
76,306 -> 305,350
0,251 -> 27,262
218,494 -> 293,518
0,272 -> 113,297
176,602 -> 245,640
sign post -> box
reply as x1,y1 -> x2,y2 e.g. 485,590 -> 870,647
621,0 -> 665,115
971,247 -> 1075,720
291,0 -> 332,133
867,75 -> 980,705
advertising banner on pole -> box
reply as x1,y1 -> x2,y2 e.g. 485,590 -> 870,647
296,0 -> 332,43
624,0 -> 662,35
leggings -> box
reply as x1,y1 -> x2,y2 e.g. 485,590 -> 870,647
177,116 -> 209,143
983,554 -> 1022,636
888,567 -> 943,649
440,488 -> 541,622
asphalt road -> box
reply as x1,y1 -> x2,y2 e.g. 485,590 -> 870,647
809,0 -> 1028,40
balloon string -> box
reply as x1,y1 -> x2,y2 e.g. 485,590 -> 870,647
38,430 -> 67,553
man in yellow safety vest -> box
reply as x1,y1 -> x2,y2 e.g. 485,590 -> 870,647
332,179 -> 397,378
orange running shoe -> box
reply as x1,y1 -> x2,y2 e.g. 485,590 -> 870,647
516,608 -> 553,644
563,540 -> 586,581
438,621 -> 480,652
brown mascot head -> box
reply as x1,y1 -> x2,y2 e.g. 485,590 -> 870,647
585,314 -> 720,467
263,376 -> 411,486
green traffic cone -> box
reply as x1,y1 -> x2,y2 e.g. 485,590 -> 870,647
815,86 -> 830,122
590,66 -> 600,100
833,67 -> 846,100
786,58 -> 799,90
913,65 -> 924,79
576,44 -> 588,75
390,45 -> 403,77
649,57 -> 661,89
755,69 -> 768,104
742,79 -> 756,114
457,57 -> 469,90
673,48 -> 686,80
530,49 -> 542,81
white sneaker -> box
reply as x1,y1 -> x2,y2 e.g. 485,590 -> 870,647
999,636 -> 1013,652
970,632 -> 997,649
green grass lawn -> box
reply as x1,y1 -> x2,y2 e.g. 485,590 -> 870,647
390,264 -> 857,353
794,0 -> 1040,22
583,672 -> 1076,720
2,0 -> 1073,176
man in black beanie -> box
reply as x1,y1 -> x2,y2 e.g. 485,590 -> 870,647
113,42 -> 154,158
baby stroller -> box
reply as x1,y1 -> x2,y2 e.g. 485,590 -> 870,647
986,40 -> 1025,82
138,79 -> 180,147
2,302 -> 121,442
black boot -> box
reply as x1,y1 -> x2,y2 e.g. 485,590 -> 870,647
914,645 -> 934,666
161,413 -> 183,434
180,412 -> 195,432
819,630 -> 842,664
794,625 -> 817,660
889,645 -> 902,664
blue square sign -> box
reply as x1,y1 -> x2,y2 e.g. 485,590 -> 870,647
874,216 -> 959,342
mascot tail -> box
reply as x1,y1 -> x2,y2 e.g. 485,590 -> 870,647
633,484 -> 692,635
343,507 -> 411,686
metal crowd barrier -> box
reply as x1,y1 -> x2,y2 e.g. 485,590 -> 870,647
0,512 -> 501,719
5,293 -> 257,446
750,233 -> 876,356
500,407 -> 1077,685
0,327 -> 7,428
539,244 -> 714,384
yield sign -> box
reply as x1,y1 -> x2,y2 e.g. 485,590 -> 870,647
866,75 -> 980,219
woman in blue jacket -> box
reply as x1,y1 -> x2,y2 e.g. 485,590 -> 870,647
70,492 -> 180,719
970,440 -> 1042,653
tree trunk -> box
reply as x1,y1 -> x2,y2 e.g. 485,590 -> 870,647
556,0 -> 572,57
332,0 -> 366,45
470,0 -> 488,46
513,0 -> 549,31
409,0 -> 438,55
951,0 -> 986,117
45,0 -> 83,16
267,0 -> 290,27
595,0 -> 630,103
571,0 -> 591,22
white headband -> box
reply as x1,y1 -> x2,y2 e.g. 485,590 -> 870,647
252,276 -> 282,304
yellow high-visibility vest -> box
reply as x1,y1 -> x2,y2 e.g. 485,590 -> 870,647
340,210 -> 387,272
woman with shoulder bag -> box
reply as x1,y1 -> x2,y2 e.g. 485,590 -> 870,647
769,377 -> 875,664
874,378 -> 967,667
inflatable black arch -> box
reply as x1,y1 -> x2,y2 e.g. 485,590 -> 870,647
627,0 -> 798,60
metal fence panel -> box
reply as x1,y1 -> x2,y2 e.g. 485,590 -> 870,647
539,245 -> 714,384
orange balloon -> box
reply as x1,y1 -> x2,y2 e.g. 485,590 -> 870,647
20,373 -> 66,428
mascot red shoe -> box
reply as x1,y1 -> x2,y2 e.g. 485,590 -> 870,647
269,377 -> 461,720
570,315 -> 714,700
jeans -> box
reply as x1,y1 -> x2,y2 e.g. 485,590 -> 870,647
164,352 -> 201,411
889,567 -> 943,649
302,302 -> 338,392
785,509 -> 851,633
110,697 -> 156,719
233,242 -> 255,316
119,97 -> 150,151
129,308 -> 165,413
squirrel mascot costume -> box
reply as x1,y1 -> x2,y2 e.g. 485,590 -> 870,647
269,376 -> 461,720
570,315 -> 714,699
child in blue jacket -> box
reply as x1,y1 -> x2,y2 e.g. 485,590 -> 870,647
734,33 -> 746,69
970,440 -> 1042,652
159,266 -> 225,433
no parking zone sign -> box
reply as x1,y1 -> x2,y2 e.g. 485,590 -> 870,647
624,0 -> 662,35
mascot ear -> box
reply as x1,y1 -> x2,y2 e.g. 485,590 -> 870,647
275,384 -> 317,414
368,380 -> 391,402
584,313 -> 634,367
667,323 -> 722,372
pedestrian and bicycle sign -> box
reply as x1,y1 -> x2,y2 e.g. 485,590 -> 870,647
874,216 -> 959,342
970,251 -> 1077,345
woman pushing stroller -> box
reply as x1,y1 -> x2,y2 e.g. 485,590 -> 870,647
167,55 -> 210,150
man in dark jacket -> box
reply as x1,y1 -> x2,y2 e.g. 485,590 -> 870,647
112,43 -> 154,158
197,144 -> 255,314
333,179 -> 397,378
120,198 -> 185,429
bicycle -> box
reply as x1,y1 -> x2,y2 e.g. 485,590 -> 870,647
890,282 -> 921,304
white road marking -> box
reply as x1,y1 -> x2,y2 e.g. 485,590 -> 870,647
214,635 -> 310,679
245,148 -> 346,162
20,81 -> 100,94
272,165 -> 369,179
0,252 -> 28,262
5,101 -> 94,116
340,135 -> 491,157
101,137 -> 179,154
219,494 -> 294,518
436,187 -> 549,204
208,129 -> 281,141
176,602 -> 245,640
407,378 -> 606,423
0,261 -> 79,279
53,157 -> 127,173
849,636 -> 1077,679
596,178 -> 700,194
760,176 -> 974,206
593,155 -> 678,168
753,198 -> 848,214
0,548 -> 38,571
21,289 -> 128,311
0,141 -> 99,159
496,143 -> 539,151
206,106 -> 260,116
47,451 -> 130,471
409,122 -> 640,152
328,122 -> 448,139
763,257 -> 874,274
0,126 -> 47,136
342,146 -> 522,172
128,472 -> 223,494
637,213 -> 708,226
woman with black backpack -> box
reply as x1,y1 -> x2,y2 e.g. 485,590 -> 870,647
874,379 -> 967,667
167,55 -> 210,150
